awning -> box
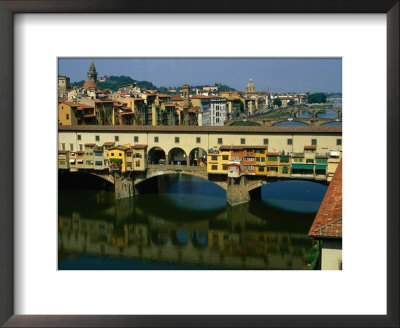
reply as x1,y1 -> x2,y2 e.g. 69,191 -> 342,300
292,164 -> 314,169
69,159 -> 76,163
316,165 -> 327,170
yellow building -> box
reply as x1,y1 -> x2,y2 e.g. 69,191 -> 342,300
58,102 -> 79,125
279,154 -> 291,176
266,152 -> 279,176
207,147 -> 230,174
132,145 -> 148,171
108,144 -> 131,172
255,147 -> 268,175
58,150 -> 69,169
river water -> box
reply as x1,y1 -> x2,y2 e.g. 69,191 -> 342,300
58,174 -> 327,270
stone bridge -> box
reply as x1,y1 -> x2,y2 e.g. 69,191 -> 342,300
88,166 -> 286,206
226,107 -> 342,127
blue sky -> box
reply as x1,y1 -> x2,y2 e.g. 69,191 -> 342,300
58,58 -> 342,93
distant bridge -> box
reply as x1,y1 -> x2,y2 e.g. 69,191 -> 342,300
226,107 -> 342,127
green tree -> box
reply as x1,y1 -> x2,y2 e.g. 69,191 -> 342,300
273,98 -> 282,108
287,99 -> 295,106
307,93 -> 327,104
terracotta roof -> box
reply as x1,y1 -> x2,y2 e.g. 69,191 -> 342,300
85,143 -> 96,147
103,142 -> 115,147
309,160 -> 342,239
75,151 -> 85,154
157,94 -> 170,98
61,102 -> 81,107
304,145 -> 317,150
93,99 -> 113,103
58,150 -> 68,154
267,152 -> 279,156
171,95 -> 183,101
59,125 -> 342,134
93,148 -> 103,153
82,80 -> 97,89
132,144 -> 147,149
83,114 -> 96,118
111,145 -> 130,151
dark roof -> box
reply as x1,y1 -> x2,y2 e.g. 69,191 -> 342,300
85,143 -> 96,147
304,145 -> 317,150
132,144 -> 147,149
309,160 -> 342,239
219,145 -> 268,150
59,125 -> 342,135
103,142 -> 115,146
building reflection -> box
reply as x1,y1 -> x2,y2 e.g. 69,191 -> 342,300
59,197 -> 312,269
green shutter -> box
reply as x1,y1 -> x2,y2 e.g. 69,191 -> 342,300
292,164 -> 314,169
316,165 -> 326,170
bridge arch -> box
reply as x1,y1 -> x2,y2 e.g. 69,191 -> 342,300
315,108 -> 339,118
272,120 -> 310,126
148,146 -> 166,164
188,147 -> 207,166
167,147 -> 188,165
293,109 -> 314,118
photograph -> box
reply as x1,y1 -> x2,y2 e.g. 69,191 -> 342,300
57,58 -> 343,271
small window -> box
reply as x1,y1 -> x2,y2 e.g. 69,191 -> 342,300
111,153 -> 114,156
119,153 -> 122,156
287,138 -> 293,145
337,139 -> 342,146
134,136 -> 139,143
222,164 -> 228,170
222,155 -> 229,160
70,144 -> 74,151
95,135 -> 100,142
211,155 -> 218,161
154,136 -> 159,143
196,137 -> 201,143
240,138 -> 245,145
312,139 -> 317,146
79,144 -> 83,151
66,114 -> 69,120
263,138 -> 268,145
211,165 -> 218,170
77,135 -> 81,140
115,136 -> 119,142
175,137 -> 180,143
61,143 -> 65,150
218,138 -> 223,145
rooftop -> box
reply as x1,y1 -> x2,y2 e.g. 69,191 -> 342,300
59,125 -> 342,134
309,160 -> 342,239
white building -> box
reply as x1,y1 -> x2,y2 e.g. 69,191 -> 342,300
209,96 -> 227,126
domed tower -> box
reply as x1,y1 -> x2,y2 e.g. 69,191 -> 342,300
245,79 -> 255,93
83,59 -> 98,89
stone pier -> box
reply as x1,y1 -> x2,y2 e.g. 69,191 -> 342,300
114,172 -> 134,200
226,176 -> 251,206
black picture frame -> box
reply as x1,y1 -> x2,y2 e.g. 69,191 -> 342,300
0,1 -> 398,327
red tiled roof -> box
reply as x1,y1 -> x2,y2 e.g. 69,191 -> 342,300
76,151 -> 85,154
85,143 -> 96,147
171,95 -> 183,101
309,159 -> 342,239
267,152 -> 279,156
111,145 -> 130,151
103,142 -> 115,146
132,144 -> 147,149
82,80 -> 97,89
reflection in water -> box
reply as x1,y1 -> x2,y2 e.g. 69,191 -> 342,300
316,109 -> 339,119
273,121 -> 309,127
58,175 -> 326,270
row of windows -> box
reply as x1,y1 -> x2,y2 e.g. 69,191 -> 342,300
71,137 -> 342,147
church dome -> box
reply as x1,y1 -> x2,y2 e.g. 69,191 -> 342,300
246,79 -> 255,89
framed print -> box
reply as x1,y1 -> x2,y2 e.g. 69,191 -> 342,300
0,1 -> 398,327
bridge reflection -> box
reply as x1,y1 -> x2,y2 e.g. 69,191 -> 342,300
59,196 -> 313,269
